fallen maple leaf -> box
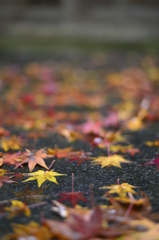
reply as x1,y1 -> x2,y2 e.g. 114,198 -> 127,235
0,127 -> 10,137
47,145 -> 72,159
102,111 -> 120,128
0,175 -> 16,188
3,151 -> 25,166
144,155 -> 159,170
5,200 -> 31,218
58,174 -> 88,207
58,191 -> 88,208
145,140 -> 159,147
3,221 -> 52,240
91,154 -> 130,168
15,148 -> 50,172
126,117 -> 144,131
12,185 -> 45,202
0,135 -> 23,152
108,193 -> 152,219
80,119 -> 103,135
67,206 -> 128,239
110,144 -> 141,157
67,206 -> 104,239
65,150 -> 91,165
0,169 -> 7,176
124,222 -> 159,240
129,217 -> 156,232
58,127 -> 83,142
100,182 -> 137,198
0,152 -> 3,166
126,148 -> 141,157
22,169 -> 66,187
52,200 -> 90,218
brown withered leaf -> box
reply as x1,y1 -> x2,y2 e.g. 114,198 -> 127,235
12,185 -> 46,202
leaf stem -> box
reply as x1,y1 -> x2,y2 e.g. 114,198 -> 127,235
117,178 -> 120,185
48,159 -> 55,170
72,173 -> 74,193
124,202 -> 134,219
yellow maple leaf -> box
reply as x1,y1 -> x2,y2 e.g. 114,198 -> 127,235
145,140 -> 159,147
126,117 -> 143,131
122,221 -> 159,240
22,169 -> 66,187
91,154 -> 130,168
109,145 -> 133,153
100,183 -> 137,197
4,221 -> 52,240
1,135 -> 22,152
5,200 -> 31,218
0,169 -> 7,176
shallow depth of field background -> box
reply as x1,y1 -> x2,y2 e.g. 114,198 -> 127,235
0,0 -> 159,57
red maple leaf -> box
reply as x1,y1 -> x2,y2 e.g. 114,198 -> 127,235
84,132 -> 105,149
68,206 -> 103,239
0,176 -> 16,188
127,148 -> 141,157
145,154 -> 159,169
3,151 -> 25,166
80,120 -> 103,135
102,111 -> 120,128
58,191 -> 88,208
0,127 -> 10,137
58,174 -> 88,207
66,150 -> 91,165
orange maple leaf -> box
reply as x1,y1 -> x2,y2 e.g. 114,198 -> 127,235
15,148 -> 51,172
47,146 -> 72,159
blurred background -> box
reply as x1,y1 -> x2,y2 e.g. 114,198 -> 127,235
0,0 -> 159,58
